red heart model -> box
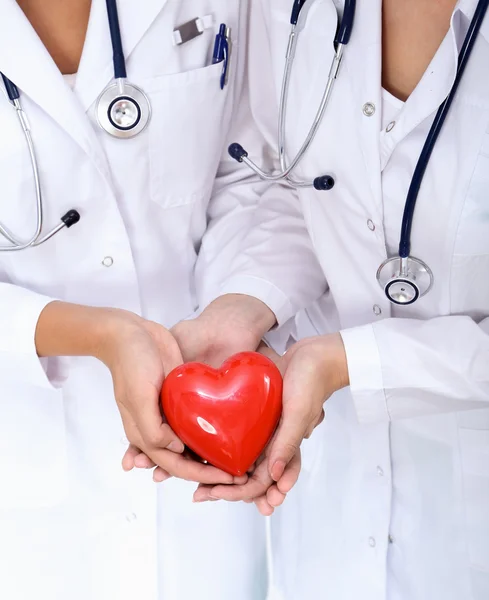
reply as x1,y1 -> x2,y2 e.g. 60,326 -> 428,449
161,352 -> 283,476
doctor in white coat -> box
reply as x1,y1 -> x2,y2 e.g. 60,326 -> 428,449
0,1 -> 272,599
190,1 -> 489,599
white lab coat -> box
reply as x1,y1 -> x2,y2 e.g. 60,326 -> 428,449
0,1 -> 270,599
220,1 -> 489,599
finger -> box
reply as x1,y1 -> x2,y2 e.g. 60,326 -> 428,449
276,451 -> 302,494
206,463 -> 272,501
157,327 -> 184,376
233,474 -> 249,485
266,485 -> 286,508
268,409 -> 309,482
134,453 -> 157,469
148,449 -> 236,485
193,485 -> 217,503
121,444 -> 142,471
258,344 -> 281,365
153,467 -> 172,483
254,495 -> 275,517
119,401 -> 185,455
149,322 -> 183,377
305,409 -> 325,439
139,415 -> 185,454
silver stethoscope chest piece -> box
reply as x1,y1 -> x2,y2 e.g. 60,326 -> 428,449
377,256 -> 434,306
96,80 -> 151,138
95,0 -> 151,139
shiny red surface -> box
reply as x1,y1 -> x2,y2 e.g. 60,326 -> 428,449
161,352 -> 283,476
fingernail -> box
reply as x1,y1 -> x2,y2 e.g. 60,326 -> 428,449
271,460 -> 286,481
168,441 -> 184,453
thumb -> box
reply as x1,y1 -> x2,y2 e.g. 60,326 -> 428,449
267,409 -> 309,482
258,343 -> 286,376
160,329 -> 184,376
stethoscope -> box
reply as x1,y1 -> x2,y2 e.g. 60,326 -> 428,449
229,0 -> 489,306
0,0 -> 150,252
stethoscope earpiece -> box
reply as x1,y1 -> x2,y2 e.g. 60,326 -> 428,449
313,175 -> 335,191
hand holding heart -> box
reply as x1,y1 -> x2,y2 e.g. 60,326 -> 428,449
194,334 -> 349,515
122,294 -> 277,483
121,294 -> 349,514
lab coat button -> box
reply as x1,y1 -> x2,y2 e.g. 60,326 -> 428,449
388,535 -> 395,544
367,219 -> 375,231
102,256 -> 114,267
126,512 -> 137,523
363,102 -> 376,117
368,537 -> 376,548
386,121 -> 396,132
373,305 -> 382,316
376,466 -> 384,476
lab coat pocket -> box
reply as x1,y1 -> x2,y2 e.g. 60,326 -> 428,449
458,428 -> 489,572
0,382 -> 67,509
147,59 -> 233,208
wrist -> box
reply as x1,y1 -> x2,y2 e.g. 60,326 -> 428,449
201,294 -> 277,343
321,333 -> 349,390
292,333 -> 349,393
35,302 -> 141,362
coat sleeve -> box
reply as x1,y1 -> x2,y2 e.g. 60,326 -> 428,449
0,283 -> 68,509
0,283 -> 58,388
341,316 -> 489,423
194,0 -> 327,331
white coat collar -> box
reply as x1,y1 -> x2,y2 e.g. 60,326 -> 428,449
340,0 -> 383,213
458,0 -> 489,43
0,0 -> 168,174
340,0 -> 489,215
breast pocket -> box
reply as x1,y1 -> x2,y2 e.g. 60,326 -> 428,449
146,59 -> 233,208
458,427 -> 489,572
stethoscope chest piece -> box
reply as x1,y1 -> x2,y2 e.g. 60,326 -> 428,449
96,81 -> 151,138
377,256 -> 434,306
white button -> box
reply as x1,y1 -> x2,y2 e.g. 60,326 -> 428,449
120,436 -> 129,445
126,512 -> 137,523
386,121 -> 396,132
367,219 -> 375,231
369,537 -> 376,547
362,102 -> 376,117
102,256 -> 114,267
377,466 -> 384,476
388,534 -> 395,544
373,305 -> 382,316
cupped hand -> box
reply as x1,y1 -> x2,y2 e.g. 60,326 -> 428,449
100,311 -> 242,485
192,334 -> 348,513
121,294 -> 277,483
